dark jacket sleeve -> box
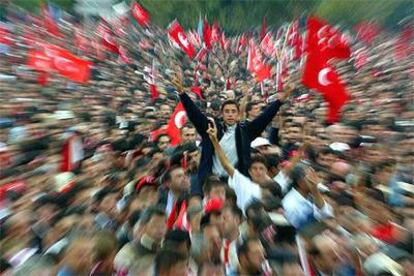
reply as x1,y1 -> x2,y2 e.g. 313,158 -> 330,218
179,93 -> 208,135
247,100 -> 283,139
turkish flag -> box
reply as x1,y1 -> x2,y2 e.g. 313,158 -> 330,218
256,64 -> 272,82
261,32 -> 275,57
203,19 -> 212,49
247,40 -> 272,82
30,44 -> 92,83
27,49 -> 55,72
354,22 -> 380,45
150,84 -> 159,102
302,17 -> 349,123
287,20 -> 303,60
131,1 -> 150,27
305,17 -> 351,60
167,102 -> 187,146
96,20 -> 120,54
168,20 -> 195,59
211,21 -> 221,43
302,52 -> 348,123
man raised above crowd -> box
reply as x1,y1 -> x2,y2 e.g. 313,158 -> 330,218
172,76 -> 294,196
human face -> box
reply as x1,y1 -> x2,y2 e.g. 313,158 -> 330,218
249,162 -> 268,184
288,126 -> 302,143
158,135 -> 171,151
160,104 -> 172,119
208,186 -> 226,201
317,153 -> 336,168
248,104 -> 261,120
222,208 -> 240,239
312,238 -> 340,275
222,104 -> 239,126
181,127 -> 197,143
145,214 -> 167,242
169,168 -> 190,194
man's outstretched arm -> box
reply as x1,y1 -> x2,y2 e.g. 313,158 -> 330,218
173,77 -> 209,135
248,84 -> 295,138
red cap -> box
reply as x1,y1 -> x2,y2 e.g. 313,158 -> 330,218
136,176 -> 156,193
204,197 -> 224,214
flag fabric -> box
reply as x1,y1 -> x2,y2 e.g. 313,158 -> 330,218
28,44 -> 92,83
302,17 -> 350,123
131,1 -> 150,27
354,48 -> 368,71
260,32 -> 276,57
97,20 -> 120,54
247,40 -> 272,82
287,20 -> 303,60
167,102 -> 187,146
260,16 -> 267,42
203,19 -> 212,49
168,20 -> 196,59
211,21 -> 221,43
61,132 -> 84,172
394,25 -> 413,61
354,21 -> 380,45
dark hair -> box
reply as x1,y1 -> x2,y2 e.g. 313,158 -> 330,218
180,123 -> 195,131
246,101 -> 260,115
139,205 -> 166,225
162,165 -> 183,184
154,250 -> 188,275
224,205 -> 243,222
290,165 -> 307,189
265,154 -> 280,169
163,229 -> 191,250
203,175 -> 227,195
221,99 -> 239,112
250,154 -> 267,168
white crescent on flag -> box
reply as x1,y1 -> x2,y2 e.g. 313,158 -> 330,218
178,32 -> 189,48
318,68 -> 332,86
54,57 -> 79,73
174,111 -> 187,129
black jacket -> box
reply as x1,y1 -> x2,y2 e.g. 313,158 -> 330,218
180,93 -> 283,196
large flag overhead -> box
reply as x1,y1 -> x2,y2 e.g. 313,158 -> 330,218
168,20 -> 196,59
302,17 -> 350,123
131,1 -> 150,27
28,44 -> 92,83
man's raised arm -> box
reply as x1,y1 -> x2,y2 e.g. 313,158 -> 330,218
172,77 -> 209,135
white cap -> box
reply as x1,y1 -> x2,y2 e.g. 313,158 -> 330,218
251,137 -> 271,148
55,110 -> 75,120
329,142 -> 350,152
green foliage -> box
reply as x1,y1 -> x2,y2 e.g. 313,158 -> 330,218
10,0 -> 412,31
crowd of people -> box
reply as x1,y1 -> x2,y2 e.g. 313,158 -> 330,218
0,6 -> 414,276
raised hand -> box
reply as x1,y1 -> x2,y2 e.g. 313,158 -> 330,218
278,83 -> 296,102
206,118 -> 218,142
171,74 -> 185,94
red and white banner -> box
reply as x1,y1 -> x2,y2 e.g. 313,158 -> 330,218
61,132 -> 84,172
131,1 -> 150,27
167,102 -> 187,146
168,20 -> 196,59
28,44 -> 92,83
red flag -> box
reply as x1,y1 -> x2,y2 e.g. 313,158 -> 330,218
167,103 -> 187,146
191,86 -> 204,99
38,71 -> 49,86
61,132 -> 84,172
247,40 -> 272,82
211,21 -> 221,43
131,1 -> 150,27
150,84 -> 159,102
260,32 -> 275,57
27,49 -> 55,72
354,21 -> 380,45
203,19 -> 212,49
302,17 -> 349,123
305,17 -> 351,60
31,44 -> 92,83
168,20 -> 196,59
287,20 -> 303,60
97,20 -> 120,54
41,4 -> 61,37
394,25 -> 413,61
260,16 -> 267,42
